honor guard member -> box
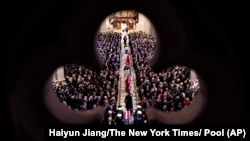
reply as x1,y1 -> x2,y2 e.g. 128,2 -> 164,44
115,106 -> 124,125
134,105 -> 144,125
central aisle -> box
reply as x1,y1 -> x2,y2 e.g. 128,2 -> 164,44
118,32 -> 138,114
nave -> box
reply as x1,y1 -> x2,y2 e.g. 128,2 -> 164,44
52,30 -> 199,125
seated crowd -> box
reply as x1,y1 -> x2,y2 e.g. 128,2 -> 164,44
53,31 -> 121,115
128,31 -> 200,112
52,31 -> 200,125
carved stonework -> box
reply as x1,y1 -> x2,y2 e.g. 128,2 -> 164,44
109,10 -> 139,30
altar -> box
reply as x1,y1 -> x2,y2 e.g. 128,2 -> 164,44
109,10 -> 139,30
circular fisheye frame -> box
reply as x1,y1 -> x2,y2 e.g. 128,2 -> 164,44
45,10 -> 205,125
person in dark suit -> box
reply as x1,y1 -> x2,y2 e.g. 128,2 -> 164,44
104,116 -> 115,125
125,93 -> 133,112
123,36 -> 127,45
